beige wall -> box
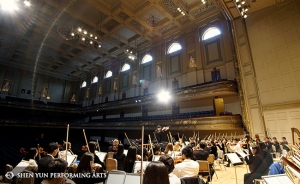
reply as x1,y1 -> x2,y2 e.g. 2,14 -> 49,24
244,1 -> 300,138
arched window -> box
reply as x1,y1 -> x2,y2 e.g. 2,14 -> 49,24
92,76 -> 98,83
105,70 -> 112,78
121,63 -> 130,72
141,54 -> 153,64
202,27 -> 221,40
167,42 -> 182,54
81,80 -> 86,88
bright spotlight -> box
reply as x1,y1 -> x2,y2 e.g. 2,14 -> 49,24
0,0 -> 19,11
157,90 -> 171,103
24,0 -> 31,7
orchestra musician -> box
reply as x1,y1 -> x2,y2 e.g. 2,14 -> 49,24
172,145 -> 199,178
108,139 -> 119,152
244,146 -> 268,184
19,148 -> 38,173
280,137 -> 290,152
154,125 -> 169,143
173,142 -> 181,152
58,142 -> 74,160
159,155 -> 181,184
36,142 -> 59,184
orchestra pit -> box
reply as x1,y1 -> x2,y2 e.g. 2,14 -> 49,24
0,0 -> 300,183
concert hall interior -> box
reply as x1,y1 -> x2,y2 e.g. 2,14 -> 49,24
0,0 -> 300,183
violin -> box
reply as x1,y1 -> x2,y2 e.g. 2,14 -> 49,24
112,145 -> 118,151
38,147 -> 47,156
174,157 -> 184,164
20,147 -> 27,155
82,145 -> 88,151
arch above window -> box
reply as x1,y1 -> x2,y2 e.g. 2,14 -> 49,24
81,80 -> 86,88
122,63 -> 130,72
167,42 -> 182,54
105,70 -> 112,78
202,27 -> 221,40
92,76 -> 98,83
141,54 -> 153,64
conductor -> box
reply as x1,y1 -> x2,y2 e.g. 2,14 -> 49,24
154,125 -> 169,143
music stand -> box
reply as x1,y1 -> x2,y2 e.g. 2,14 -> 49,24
226,153 -> 244,184
124,173 -> 140,184
262,174 -> 294,184
105,170 -> 126,184
132,161 -> 150,173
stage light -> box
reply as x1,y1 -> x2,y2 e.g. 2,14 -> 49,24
157,90 -> 171,103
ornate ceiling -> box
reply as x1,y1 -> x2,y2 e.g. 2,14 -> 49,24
0,0 -> 278,80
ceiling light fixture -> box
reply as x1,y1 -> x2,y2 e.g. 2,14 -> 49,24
233,0 -> 250,18
70,27 -> 101,48
177,3 -> 189,16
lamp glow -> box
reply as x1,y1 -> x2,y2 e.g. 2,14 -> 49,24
157,90 -> 171,103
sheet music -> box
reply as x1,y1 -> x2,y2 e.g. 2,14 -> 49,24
226,153 -> 243,164
124,174 -> 140,184
133,161 -> 150,173
292,157 -> 300,167
106,173 -> 126,184
124,150 -> 128,156
153,155 -> 161,161
237,151 -> 247,158
66,155 -> 77,167
263,175 -> 293,184
96,152 -> 107,162
287,166 -> 300,179
12,160 -> 30,176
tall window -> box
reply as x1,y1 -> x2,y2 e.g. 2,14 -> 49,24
121,63 -> 130,72
202,27 -> 221,40
105,70 -> 112,78
167,42 -> 182,54
81,80 -> 86,88
141,54 -> 153,64
92,76 -> 98,83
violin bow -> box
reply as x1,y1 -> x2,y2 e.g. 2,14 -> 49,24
83,129 -> 90,152
65,124 -> 69,161
37,144 -> 41,160
124,132 -> 132,147
148,134 -> 154,156
96,139 -> 100,152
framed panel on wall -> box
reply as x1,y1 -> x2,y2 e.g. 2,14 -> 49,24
204,38 -> 223,65
143,64 -> 151,80
1,79 -> 12,92
169,54 -> 181,75
105,79 -> 111,94
122,73 -> 129,89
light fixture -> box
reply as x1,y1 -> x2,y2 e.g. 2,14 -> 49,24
177,3 -> 189,16
145,15 -> 160,28
23,0 -> 30,7
70,27 -> 102,49
0,0 -> 31,11
233,0 -> 250,18
157,90 -> 171,103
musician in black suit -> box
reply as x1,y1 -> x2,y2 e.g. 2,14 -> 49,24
244,146 -> 268,184
154,125 -> 169,143
194,142 -> 214,183
36,142 -> 59,184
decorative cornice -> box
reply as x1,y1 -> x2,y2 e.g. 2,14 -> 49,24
262,101 -> 300,111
